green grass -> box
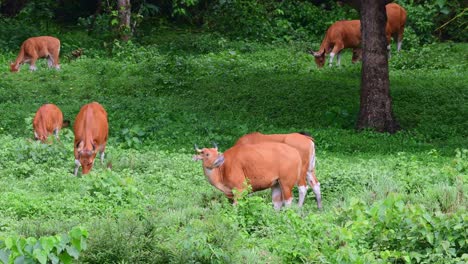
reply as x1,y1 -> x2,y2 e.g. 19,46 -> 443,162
0,31 -> 467,263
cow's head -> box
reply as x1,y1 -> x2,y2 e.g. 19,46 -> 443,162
352,48 -> 362,64
10,62 -> 19,72
75,141 -> 98,174
309,50 -> 325,68
193,143 -> 224,169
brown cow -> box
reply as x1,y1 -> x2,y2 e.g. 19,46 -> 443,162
385,3 -> 407,54
193,143 -> 302,210
311,3 -> 406,67
10,36 -> 61,72
33,104 -> 64,142
73,102 -> 108,176
235,132 -> 322,209
309,20 -> 361,67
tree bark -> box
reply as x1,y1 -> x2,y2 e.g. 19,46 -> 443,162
117,0 -> 131,41
357,0 -> 399,133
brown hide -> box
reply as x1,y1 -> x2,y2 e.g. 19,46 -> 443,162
310,20 -> 361,67
235,132 -> 318,187
33,104 -> 64,142
385,3 -> 407,47
195,143 -> 301,209
10,36 -> 61,72
235,132 -> 322,209
311,3 -> 406,67
73,102 -> 108,175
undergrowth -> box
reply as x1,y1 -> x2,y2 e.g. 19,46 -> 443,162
0,31 -> 466,263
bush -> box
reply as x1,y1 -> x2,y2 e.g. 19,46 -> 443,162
0,226 -> 88,264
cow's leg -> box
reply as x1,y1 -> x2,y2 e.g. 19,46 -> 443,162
47,56 -> 53,68
336,51 -> 342,66
280,183 -> 293,208
298,185 -> 307,207
397,28 -> 404,52
100,152 -> 105,165
29,58 -> 38,71
74,159 -> 81,176
53,128 -> 59,140
328,53 -> 335,67
329,44 -> 344,67
53,50 -> 60,70
271,183 -> 283,211
99,144 -> 106,165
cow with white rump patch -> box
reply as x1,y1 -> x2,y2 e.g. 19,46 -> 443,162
10,36 -> 61,72
235,132 -> 322,209
73,102 -> 108,176
193,142 -> 302,210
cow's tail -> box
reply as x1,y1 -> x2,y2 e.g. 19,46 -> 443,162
300,131 -> 322,210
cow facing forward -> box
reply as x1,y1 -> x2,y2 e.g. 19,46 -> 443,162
73,102 -> 108,176
33,104 -> 66,142
235,132 -> 322,209
10,36 -> 61,72
193,143 -> 302,210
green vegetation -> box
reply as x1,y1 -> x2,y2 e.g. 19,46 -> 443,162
0,30 -> 466,262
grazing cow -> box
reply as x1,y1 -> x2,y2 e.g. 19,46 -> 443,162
309,20 -> 361,67
73,102 -> 108,176
235,132 -> 322,209
385,3 -> 407,54
10,36 -> 61,72
311,3 -> 406,67
193,143 -> 302,210
33,104 -> 65,142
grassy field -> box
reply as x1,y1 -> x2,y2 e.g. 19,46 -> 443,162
0,31 -> 467,263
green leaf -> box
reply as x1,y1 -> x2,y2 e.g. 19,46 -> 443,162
32,249 -> 47,264
48,253 -> 59,264
58,252 -> 72,264
65,246 -> 79,259
0,249 -> 10,264
4,237 -> 14,249
426,233 -> 434,245
39,237 -> 56,253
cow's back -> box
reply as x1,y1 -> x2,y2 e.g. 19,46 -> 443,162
327,20 -> 361,48
23,36 -> 60,57
33,104 -> 63,134
74,102 -> 108,144
386,3 -> 407,33
235,132 -> 312,166
224,142 -> 301,191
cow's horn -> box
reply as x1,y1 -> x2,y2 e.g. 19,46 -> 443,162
212,142 -> 218,151
194,144 -> 202,153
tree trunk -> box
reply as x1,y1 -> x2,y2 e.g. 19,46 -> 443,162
117,0 -> 131,41
357,0 -> 399,133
